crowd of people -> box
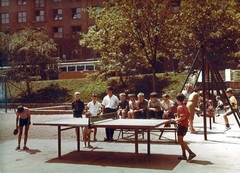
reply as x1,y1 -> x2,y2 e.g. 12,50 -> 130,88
14,84 -> 238,162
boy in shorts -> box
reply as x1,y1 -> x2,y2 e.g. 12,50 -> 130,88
83,112 -> 93,148
15,105 -> 31,150
173,93 -> 196,162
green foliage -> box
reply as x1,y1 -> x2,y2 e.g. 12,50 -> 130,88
4,27 -> 58,95
80,0 -> 175,91
169,0 -> 240,69
13,83 -> 71,103
7,72 -> 187,103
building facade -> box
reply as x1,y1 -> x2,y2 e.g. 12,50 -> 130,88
0,0 -> 105,65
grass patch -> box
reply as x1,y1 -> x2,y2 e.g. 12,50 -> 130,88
5,72 -> 187,103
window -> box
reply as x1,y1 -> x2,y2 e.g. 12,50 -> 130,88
53,9 -> 62,20
72,8 -> 81,19
86,65 -> 94,71
18,12 -> 26,23
53,0 -> 62,2
35,0 -> 44,8
35,10 -> 44,21
77,66 -> 84,71
1,13 -> 9,24
18,0 -> 26,5
68,66 -> 76,72
59,66 -> 66,72
171,0 -> 180,13
72,26 -> 81,36
1,0 -> 9,6
53,27 -> 63,38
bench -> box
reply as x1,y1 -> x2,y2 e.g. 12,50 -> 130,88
116,123 -> 177,143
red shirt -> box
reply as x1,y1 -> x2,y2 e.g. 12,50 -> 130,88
177,103 -> 189,128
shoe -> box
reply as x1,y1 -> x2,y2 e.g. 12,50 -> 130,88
225,127 -> 231,131
23,146 -> 29,150
103,138 -> 109,141
109,138 -> 114,142
187,153 -> 196,162
88,145 -> 93,148
94,138 -> 97,141
178,155 -> 187,160
190,131 -> 198,134
15,146 -> 20,150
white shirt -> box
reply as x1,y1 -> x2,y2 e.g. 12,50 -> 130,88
87,101 -> 102,117
102,94 -> 119,109
161,100 -> 174,111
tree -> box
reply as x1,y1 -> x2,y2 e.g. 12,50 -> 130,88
5,27 -> 58,95
80,0 -> 175,91
169,0 -> 240,70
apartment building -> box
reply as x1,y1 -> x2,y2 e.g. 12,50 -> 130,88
0,0 -> 105,65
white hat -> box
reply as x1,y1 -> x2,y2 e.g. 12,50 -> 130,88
75,92 -> 80,95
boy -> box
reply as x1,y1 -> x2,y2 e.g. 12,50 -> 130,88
173,93 -> 196,162
83,112 -> 93,148
215,95 -> 224,117
15,105 -> 31,150
86,94 -> 102,141
117,93 -> 129,119
222,88 -> 238,131
72,92 -> 85,138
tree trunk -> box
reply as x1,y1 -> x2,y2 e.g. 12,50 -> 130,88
25,78 -> 31,95
152,67 -> 156,92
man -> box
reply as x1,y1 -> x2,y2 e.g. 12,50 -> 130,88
222,88 -> 238,131
102,86 -> 119,141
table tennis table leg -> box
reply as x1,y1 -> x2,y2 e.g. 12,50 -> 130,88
58,126 -> 61,158
147,128 -> 150,155
135,128 -> 138,154
77,127 -> 80,151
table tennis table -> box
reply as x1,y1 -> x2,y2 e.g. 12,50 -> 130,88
33,116 -> 170,158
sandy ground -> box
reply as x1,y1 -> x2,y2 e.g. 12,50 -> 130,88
1,109 -> 240,173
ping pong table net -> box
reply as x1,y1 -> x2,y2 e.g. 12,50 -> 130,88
88,112 -> 117,128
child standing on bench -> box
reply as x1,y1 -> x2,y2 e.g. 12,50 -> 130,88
173,93 -> 196,162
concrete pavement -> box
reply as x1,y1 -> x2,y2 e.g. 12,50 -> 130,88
0,110 -> 240,173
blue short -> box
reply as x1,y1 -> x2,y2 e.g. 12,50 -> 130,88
19,118 -> 30,126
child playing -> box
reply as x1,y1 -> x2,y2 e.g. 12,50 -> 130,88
206,100 -> 215,117
173,93 -> 196,162
15,105 -> 31,150
215,95 -> 224,117
83,112 -> 93,148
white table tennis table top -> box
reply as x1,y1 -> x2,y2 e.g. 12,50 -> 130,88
33,117 -> 170,128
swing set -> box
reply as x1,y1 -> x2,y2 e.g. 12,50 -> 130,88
180,48 -> 240,140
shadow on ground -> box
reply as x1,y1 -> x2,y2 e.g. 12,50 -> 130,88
46,151 -> 180,170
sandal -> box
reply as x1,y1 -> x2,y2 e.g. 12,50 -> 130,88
15,146 -> 20,150
178,155 -> 187,160
187,153 -> 196,162
23,146 -> 29,150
